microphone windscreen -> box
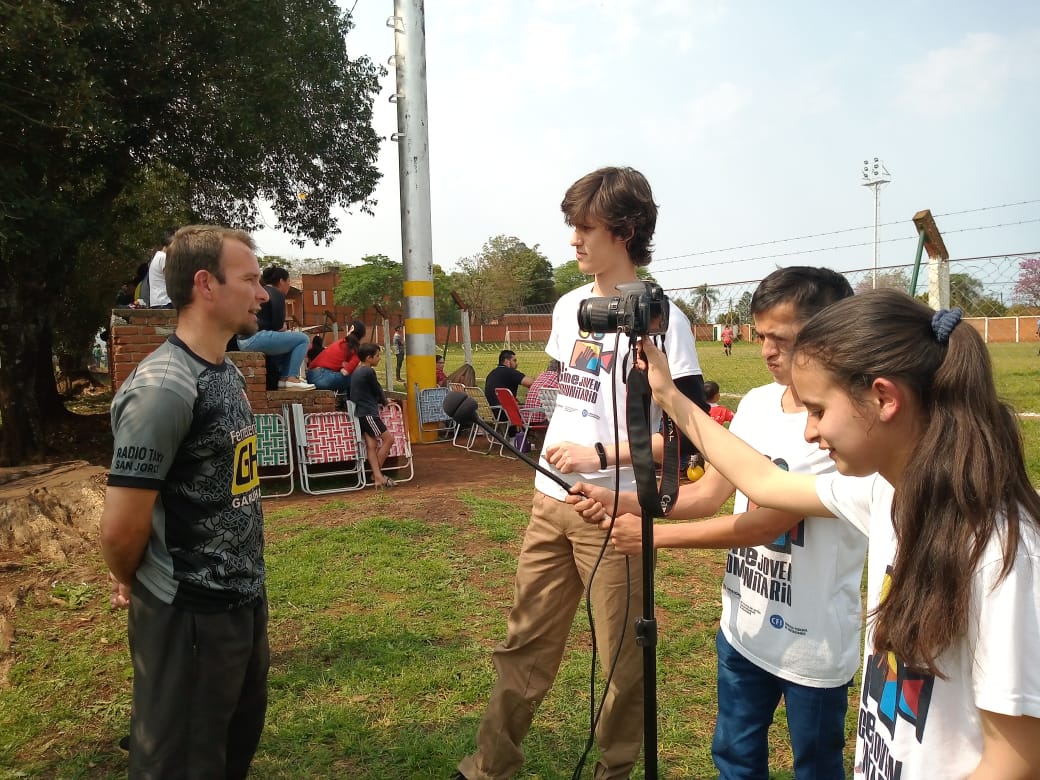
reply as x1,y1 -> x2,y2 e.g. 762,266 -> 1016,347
443,391 -> 479,423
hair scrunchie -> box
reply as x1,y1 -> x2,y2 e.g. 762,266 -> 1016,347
931,307 -> 963,345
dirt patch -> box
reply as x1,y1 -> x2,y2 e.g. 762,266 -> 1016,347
0,444 -> 536,686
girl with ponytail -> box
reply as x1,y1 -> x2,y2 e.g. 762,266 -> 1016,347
628,289 -> 1040,778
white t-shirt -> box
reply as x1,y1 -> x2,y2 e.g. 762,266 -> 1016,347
534,283 -> 702,500
148,250 -> 169,307
722,383 -> 868,687
817,472 -> 1040,780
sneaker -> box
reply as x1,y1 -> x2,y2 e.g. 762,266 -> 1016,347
279,379 -> 315,391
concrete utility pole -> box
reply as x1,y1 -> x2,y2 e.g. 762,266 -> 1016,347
389,0 -> 435,440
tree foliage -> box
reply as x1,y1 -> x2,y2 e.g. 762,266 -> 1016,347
0,0 -> 383,463
551,260 -> 658,299
553,261 -> 589,296
855,269 -> 911,294
334,255 -> 403,320
1014,257 -> 1040,307
688,285 -> 720,324
453,236 -> 554,323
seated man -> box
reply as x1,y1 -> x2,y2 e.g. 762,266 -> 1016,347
484,349 -> 532,426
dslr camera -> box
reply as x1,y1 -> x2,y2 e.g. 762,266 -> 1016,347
577,280 -> 670,337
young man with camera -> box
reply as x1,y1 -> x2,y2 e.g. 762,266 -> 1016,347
456,166 -> 707,780
570,266 -> 868,779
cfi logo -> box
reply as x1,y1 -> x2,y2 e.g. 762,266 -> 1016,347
769,614 -> 785,629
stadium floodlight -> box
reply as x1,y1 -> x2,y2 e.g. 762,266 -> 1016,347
861,157 -> 891,289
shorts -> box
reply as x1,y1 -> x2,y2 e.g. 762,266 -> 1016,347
359,414 -> 388,438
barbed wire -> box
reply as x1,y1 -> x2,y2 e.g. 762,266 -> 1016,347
653,218 -> 1040,276
655,198 -> 1040,263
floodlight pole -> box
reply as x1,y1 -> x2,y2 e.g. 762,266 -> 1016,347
860,158 -> 891,289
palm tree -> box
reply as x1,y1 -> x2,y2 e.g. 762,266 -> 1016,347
691,284 -> 720,324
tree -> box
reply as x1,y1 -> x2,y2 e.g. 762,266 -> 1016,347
690,285 -> 720,324
671,297 -> 700,324
855,269 -> 911,295
553,260 -> 589,297
334,255 -> 403,323
1013,257 -> 1040,307
453,236 -> 553,323
0,0 -> 382,464
552,260 -> 658,298
432,264 -> 459,328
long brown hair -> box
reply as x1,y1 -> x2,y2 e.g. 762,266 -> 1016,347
795,288 -> 1040,676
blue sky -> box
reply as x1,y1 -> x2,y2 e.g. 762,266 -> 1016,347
254,0 -> 1040,292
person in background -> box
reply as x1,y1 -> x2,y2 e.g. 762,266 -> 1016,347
306,321 -> 365,395
236,266 -> 313,390
146,227 -> 178,308
484,350 -> 533,425
351,342 -> 396,488
100,225 -> 270,778
520,358 -> 560,426
435,354 -> 448,387
704,380 -> 734,426
306,334 -> 325,365
721,323 -> 734,356
392,325 -> 405,382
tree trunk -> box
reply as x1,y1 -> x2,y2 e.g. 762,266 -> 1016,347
36,325 -> 72,416
0,302 -> 53,466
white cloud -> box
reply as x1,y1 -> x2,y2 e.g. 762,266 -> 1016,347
898,31 -> 1039,117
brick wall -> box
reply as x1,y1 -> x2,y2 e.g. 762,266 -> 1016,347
109,308 -> 335,414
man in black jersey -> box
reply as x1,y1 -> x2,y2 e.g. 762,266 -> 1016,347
101,225 -> 270,778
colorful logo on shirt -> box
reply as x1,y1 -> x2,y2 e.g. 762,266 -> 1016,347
569,334 -> 615,376
856,567 -> 935,780
559,331 -> 615,407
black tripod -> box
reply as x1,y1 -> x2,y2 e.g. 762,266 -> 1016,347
625,353 -> 681,780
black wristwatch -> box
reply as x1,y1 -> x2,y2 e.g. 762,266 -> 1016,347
594,442 -> 608,470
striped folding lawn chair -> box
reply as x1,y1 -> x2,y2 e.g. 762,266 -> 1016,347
255,409 -> 294,498
413,384 -> 457,443
290,403 -> 367,494
378,401 -> 414,484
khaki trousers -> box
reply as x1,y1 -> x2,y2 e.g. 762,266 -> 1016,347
459,491 -> 645,780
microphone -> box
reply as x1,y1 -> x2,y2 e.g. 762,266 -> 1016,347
442,391 -> 579,495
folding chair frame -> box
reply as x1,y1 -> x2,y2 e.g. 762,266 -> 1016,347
538,386 -> 559,421
463,386 -> 510,455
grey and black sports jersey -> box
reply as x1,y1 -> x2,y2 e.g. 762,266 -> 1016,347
108,335 -> 265,611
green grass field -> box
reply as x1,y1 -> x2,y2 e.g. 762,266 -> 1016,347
0,338 -> 1036,778
443,338 -> 1040,476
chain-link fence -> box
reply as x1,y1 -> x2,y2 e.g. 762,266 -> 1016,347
503,252 -> 1040,344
